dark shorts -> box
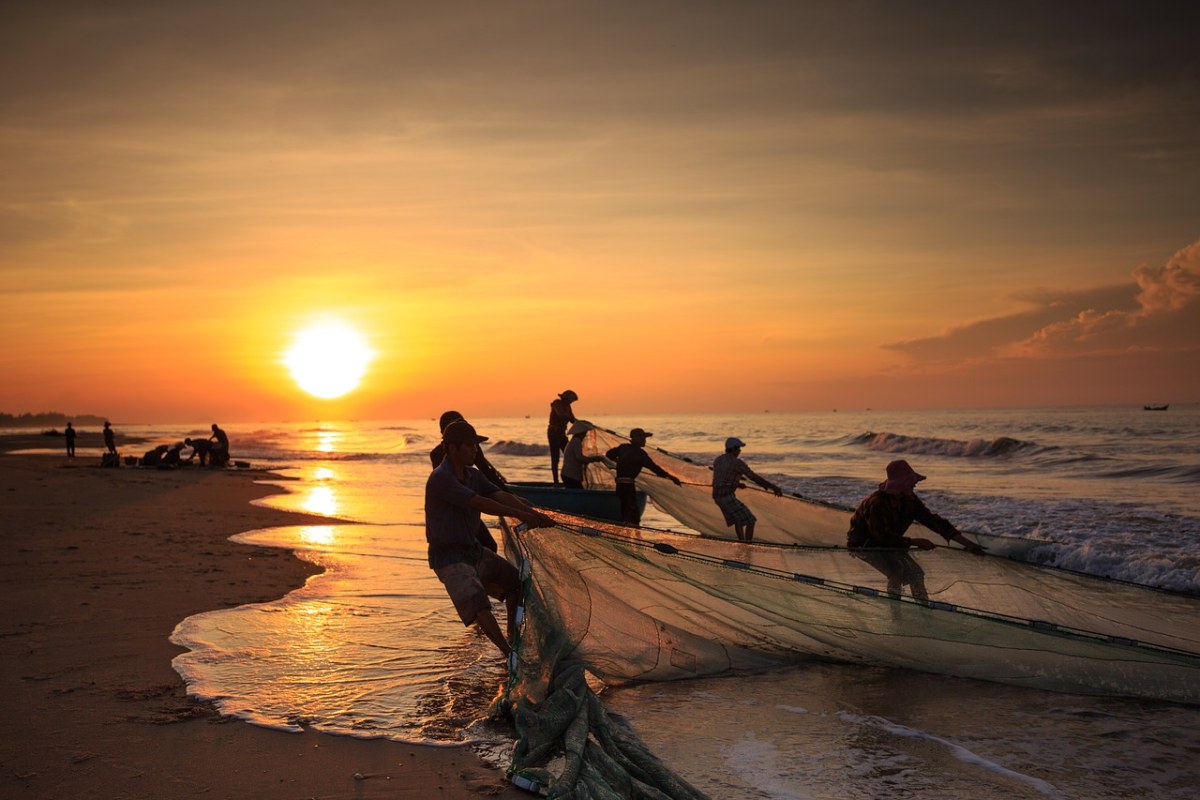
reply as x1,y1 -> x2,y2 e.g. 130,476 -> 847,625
849,549 -> 928,597
434,550 -> 521,626
714,495 -> 756,527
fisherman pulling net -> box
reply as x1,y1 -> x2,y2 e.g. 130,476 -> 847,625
580,426 -> 1048,560
492,426 -> 1200,796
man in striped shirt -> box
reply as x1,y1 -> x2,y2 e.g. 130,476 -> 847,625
712,437 -> 782,543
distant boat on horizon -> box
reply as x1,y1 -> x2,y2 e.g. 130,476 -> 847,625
1143,403 -> 1169,411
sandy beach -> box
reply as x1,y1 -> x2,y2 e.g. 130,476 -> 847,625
0,442 -> 526,799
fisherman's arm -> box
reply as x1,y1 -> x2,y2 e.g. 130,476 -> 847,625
471,493 -> 554,528
742,464 -> 783,496
644,453 -> 682,486
912,498 -> 986,554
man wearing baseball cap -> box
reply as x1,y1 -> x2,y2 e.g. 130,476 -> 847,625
846,459 -> 986,599
604,427 -> 682,526
425,420 -> 555,656
711,437 -> 783,543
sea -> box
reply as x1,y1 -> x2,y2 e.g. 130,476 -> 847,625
29,405 -> 1200,799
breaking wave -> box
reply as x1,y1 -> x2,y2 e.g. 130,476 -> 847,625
488,440 -> 548,457
848,431 -> 1045,458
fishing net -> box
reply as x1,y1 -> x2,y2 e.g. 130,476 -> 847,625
582,427 -> 1047,559
503,515 -> 1200,701
499,518 -> 710,800
495,428 -> 1200,796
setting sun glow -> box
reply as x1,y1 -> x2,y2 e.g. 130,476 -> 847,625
284,322 -> 374,399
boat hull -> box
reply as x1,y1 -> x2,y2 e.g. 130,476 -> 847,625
507,481 -> 645,523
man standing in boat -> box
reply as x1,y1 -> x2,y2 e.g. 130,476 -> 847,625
547,390 -> 578,486
846,459 -> 986,599
425,419 -> 555,657
712,437 -> 783,543
605,427 -> 682,526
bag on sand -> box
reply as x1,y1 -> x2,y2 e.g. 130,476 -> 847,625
100,453 -> 120,468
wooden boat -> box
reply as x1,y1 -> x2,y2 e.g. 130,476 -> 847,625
506,481 -> 645,523
1143,404 -> 1169,411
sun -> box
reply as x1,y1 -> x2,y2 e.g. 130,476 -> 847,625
284,321 -> 374,399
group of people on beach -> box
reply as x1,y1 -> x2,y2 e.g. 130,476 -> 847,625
138,424 -> 231,468
425,390 -> 987,657
64,420 -> 232,469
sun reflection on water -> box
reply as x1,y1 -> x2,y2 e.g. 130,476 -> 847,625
299,525 -> 337,546
302,486 -> 339,516
315,429 -> 341,453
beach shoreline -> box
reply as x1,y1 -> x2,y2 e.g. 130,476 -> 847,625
0,448 -> 525,799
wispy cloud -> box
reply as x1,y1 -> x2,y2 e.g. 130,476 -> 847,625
886,239 -> 1200,363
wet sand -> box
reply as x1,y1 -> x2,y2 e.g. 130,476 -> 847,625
0,444 -> 526,799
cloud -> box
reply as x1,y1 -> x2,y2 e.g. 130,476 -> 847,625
885,239 -> 1200,363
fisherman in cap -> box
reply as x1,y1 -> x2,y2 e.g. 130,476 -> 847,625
846,459 -> 986,599
711,437 -> 783,543
604,427 -> 682,526
428,410 -> 531,552
425,419 -> 555,656
546,390 -> 579,486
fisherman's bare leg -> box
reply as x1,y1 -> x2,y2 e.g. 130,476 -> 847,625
474,609 -> 511,656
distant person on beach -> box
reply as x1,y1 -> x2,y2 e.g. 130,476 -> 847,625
160,442 -> 186,468
846,459 -> 986,599
103,421 -> 116,455
712,437 -> 783,543
64,422 -> 76,458
425,419 -> 555,656
547,390 -> 578,486
560,421 -> 606,489
184,437 -> 213,466
140,444 -> 169,467
428,410 -> 530,553
605,427 -> 682,526
209,423 -> 229,467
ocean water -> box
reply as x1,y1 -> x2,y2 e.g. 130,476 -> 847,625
57,406 -> 1200,798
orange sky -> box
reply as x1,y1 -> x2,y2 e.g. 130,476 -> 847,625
2,2 -> 1198,422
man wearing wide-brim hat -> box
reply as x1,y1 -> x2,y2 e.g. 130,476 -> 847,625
845,459 -> 986,599
560,420 -> 607,489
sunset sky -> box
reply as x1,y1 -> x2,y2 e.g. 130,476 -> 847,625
2,1 -> 1197,422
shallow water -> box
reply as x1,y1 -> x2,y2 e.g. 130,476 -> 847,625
154,406 -> 1200,797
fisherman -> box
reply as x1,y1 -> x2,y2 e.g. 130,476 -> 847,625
160,441 -> 186,468
425,420 -> 555,657
184,437 -> 213,466
102,421 -> 117,455
64,422 -> 76,458
209,423 -> 230,467
140,444 -> 169,467
846,459 -> 986,599
711,437 -> 783,543
560,421 -> 607,489
604,427 -> 683,526
546,390 -> 578,486
428,410 -> 533,552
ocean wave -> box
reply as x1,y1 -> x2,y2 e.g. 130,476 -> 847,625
1089,463 -> 1200,483
488,440 -> 548,457
850,431 -> 1044,458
